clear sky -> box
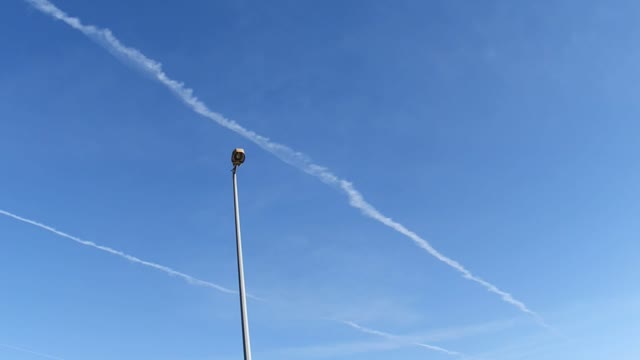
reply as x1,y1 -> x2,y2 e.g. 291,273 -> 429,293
1,0 -> 639,359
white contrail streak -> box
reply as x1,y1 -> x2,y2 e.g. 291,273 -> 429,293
0,343 -> 66,360
341,321 -> 462,357
24,0 -> 546,325
0,209 -> 235,294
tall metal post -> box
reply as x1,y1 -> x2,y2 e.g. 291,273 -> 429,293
232,159 -> 252,360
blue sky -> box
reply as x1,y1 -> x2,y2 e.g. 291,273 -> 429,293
1,0 -> 639,359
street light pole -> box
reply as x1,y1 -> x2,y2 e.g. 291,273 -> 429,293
231,148 -> 252,360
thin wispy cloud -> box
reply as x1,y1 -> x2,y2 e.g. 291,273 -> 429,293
23,0 -> 546,326
341,320 -> 462,357
0,209 -> 235,294
272,317 -> 517,359
0,343 -> 66,360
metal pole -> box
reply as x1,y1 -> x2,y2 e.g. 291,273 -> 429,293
232,165 -> 252,360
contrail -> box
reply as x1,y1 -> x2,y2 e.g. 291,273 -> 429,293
341,321 -> 462,357
0,343 -> 66,360
23,0 -> 546,325
0,209 -> 235,294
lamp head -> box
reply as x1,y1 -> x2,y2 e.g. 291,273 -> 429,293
232,148 -> 246,166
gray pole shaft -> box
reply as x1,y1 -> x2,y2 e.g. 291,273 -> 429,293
232,166 -> 252,360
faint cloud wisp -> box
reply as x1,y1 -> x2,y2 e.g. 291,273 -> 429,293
341,320 -> 463,357
0,343 -> 66,360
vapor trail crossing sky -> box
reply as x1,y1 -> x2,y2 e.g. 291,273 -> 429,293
0,209 -> 236,294
23,0 -> 546,325
0,207 -> 466,357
